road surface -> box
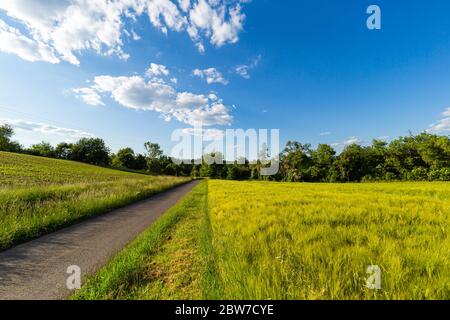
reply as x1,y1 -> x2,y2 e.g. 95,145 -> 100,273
0,180 -> 199,300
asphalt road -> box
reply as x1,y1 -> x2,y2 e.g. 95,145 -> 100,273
0,180 -> 199,300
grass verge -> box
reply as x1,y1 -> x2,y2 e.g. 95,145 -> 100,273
72,180 -> 217,299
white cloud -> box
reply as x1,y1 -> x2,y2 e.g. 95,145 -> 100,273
74,67 -> 233,126
319,131 -> 332,136
427,108 -> 450,134
428,118 -> 450,134
442,108 -> 450,117
189,0 -> 245,49
73,87 -> 105,106
235,55 -> 261,79
146,63 -> 170,77
193,67 -> 228,85
331,136 -> 364,147
0,118 -> 95,140
0,19 -> 59,63
0,0 -> 249,64
178,0 -> 191,12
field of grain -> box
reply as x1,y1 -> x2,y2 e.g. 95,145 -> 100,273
208,180 -> 450,299
0,151 -> 190,250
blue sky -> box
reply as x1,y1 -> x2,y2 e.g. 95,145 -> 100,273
1,0 -> 450,154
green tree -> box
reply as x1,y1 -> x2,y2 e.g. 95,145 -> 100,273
334,144 -> 370,182
190,165 -> 200,178
134,154 -> 148,171
55,142 -> 74,160
71,138 -> 110,166
386,135 -> 427,179
114,148 -> 136,169
28,142 -> 55,158
0,124 -> 22,152
310,144 -> 336,182
280,141 -> 314,182
144,141 -> 164,174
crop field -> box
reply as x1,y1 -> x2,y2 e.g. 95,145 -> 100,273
0,151 -> 190,251
208,180 -> 449,299
76,179 -> 449,300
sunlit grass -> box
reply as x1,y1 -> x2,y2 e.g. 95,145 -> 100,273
208,180 -> 450,300
0,151 -> 190,250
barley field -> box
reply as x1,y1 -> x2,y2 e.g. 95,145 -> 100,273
208,180 -> 450,300
0,151 -> 190,251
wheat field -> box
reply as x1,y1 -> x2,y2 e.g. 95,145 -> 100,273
208,180 -> 450,299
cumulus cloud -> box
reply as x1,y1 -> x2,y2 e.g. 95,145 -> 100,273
429,118 -> 450,133
0,118 -> 95,140
0,0 -> 249,64
331,136 -> 365,148
189,0 -> 245,49
0,19 -> 59,63
235,54 -> 261,79
146,63 -> 170,77
427,108 -> 450,134
73,65 -> 233,126
193,67 -> 228,85
73,87 -> 105,106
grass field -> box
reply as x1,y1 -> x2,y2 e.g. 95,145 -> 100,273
0,151 -> 190,251
76,180 -> 449,300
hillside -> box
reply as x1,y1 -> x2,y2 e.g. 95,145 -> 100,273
0,152 -> 190,250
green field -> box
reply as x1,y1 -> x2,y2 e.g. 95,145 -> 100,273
76,180 -> 449,300
0,151 -> 190,250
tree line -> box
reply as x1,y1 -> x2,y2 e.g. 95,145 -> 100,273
2,123 -> 450,182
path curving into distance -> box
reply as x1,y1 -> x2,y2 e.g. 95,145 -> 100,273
0,180 -> 199,300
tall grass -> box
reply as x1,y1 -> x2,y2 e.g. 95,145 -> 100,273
208,180 -> 450,300
0,152 -> 190,250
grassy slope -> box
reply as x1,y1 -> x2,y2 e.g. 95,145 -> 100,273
72,180 -> 219,299
0,152 -> 190,251
73,180 -> 449,300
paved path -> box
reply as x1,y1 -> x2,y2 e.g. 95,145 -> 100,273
0,181 -> 199,300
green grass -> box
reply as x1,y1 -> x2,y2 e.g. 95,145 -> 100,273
0,151 -> 190,251
73,181 -> 214,300
75,179 -> 449,300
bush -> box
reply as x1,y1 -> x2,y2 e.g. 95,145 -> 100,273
428,168 -> 450,181
384,172 -> 398,181
407,167 -> 429,181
